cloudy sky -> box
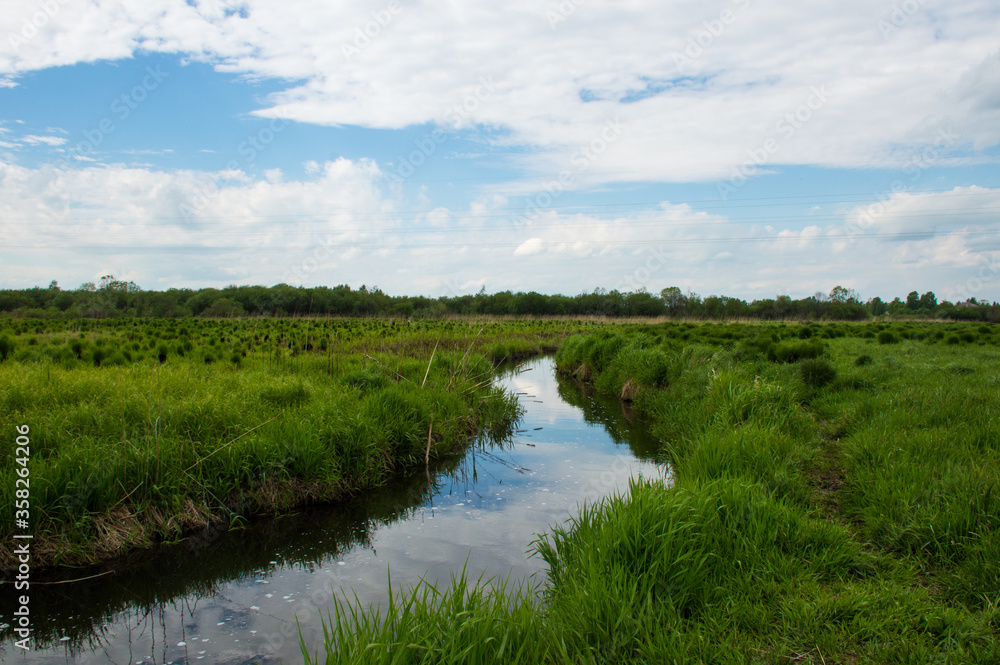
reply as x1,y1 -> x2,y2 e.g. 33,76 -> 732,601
1,0 -> 999,303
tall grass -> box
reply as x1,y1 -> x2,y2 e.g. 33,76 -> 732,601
0,319 -> 547,569
302,568 -> 549,665
298,322 -> 1000,663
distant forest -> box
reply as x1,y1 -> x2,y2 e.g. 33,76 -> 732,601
0,277 -> 997,322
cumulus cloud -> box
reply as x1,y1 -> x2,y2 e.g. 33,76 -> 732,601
2,1 -> 999,299
0,157 -> 996,300
20,134 -> 67,146
513,237 -> 543,256
1,0 -> 998,185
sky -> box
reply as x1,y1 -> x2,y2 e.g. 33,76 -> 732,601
1,0 -> 999,304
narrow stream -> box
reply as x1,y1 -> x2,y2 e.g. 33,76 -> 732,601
1,356 -> 667,664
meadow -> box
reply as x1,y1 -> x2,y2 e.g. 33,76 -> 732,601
301,319 -> 1000,664
0,317 -> 574,569
3,316 -> 999,662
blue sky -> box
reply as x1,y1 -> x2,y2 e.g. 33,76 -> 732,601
1,0 -> 999,303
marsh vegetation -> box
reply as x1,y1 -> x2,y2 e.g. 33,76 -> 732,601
2,317 -> 998,662
305,320 -> 1000,663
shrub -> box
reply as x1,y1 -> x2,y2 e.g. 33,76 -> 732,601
854,354 -> 873,367
261,380 -> 312,407
877,331 -> 899,345
341,370 -> 389,393
0,335 -> 13,361
800,358 -> 837,388
91,347 -> 108,366
769,340 -> 825,363
105,352 -> 128,367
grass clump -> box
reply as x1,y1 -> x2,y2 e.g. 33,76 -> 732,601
303,570 -> 548,665
0,317 -> 571,569
0,335 -> 13,361
306,323 -> 1000,663
769,339 -> 826,362
799,357 -> 837,388
877,330 -> 899,344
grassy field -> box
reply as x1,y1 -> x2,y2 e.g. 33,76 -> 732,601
0,317 -> 576,569
302,320 -> 1000,664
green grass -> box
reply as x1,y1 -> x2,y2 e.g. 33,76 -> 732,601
302,568 -> 549,665
0,317 -> 579,569
300,321 -> 1000,663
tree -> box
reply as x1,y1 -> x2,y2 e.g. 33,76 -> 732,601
867,296 -> 888,316
829,285 -> 860,304
625,289 -> 664,316
201,298 -> 245,318
919,291 -> 937,310
906,291 -> 920,310
702,295 -> 724,319
660,286 -> 687,316
828,285 -> 850,303
775,295 -> 793,318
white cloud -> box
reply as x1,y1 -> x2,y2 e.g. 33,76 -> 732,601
0,159 -> 997,301
513,237 -> 543,256
844,186 -> 1000,236
2,1 -> 999,300
120,148 -> 175,155
21,134 -> 67,146
0,1 -> 997,186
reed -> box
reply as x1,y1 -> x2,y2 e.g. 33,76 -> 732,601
298,320 -> 1000,663
0,318 -> 550,569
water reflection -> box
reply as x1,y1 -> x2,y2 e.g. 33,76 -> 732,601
1,356 -> 666,664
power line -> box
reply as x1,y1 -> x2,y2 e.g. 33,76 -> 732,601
3,228 -> 997,251
1,187 -> 996,224
3,206 -> 998,238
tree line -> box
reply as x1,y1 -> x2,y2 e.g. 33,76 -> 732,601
0,277 -> 997,322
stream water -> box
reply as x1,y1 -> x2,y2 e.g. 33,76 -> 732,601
1,356 -> 667,664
